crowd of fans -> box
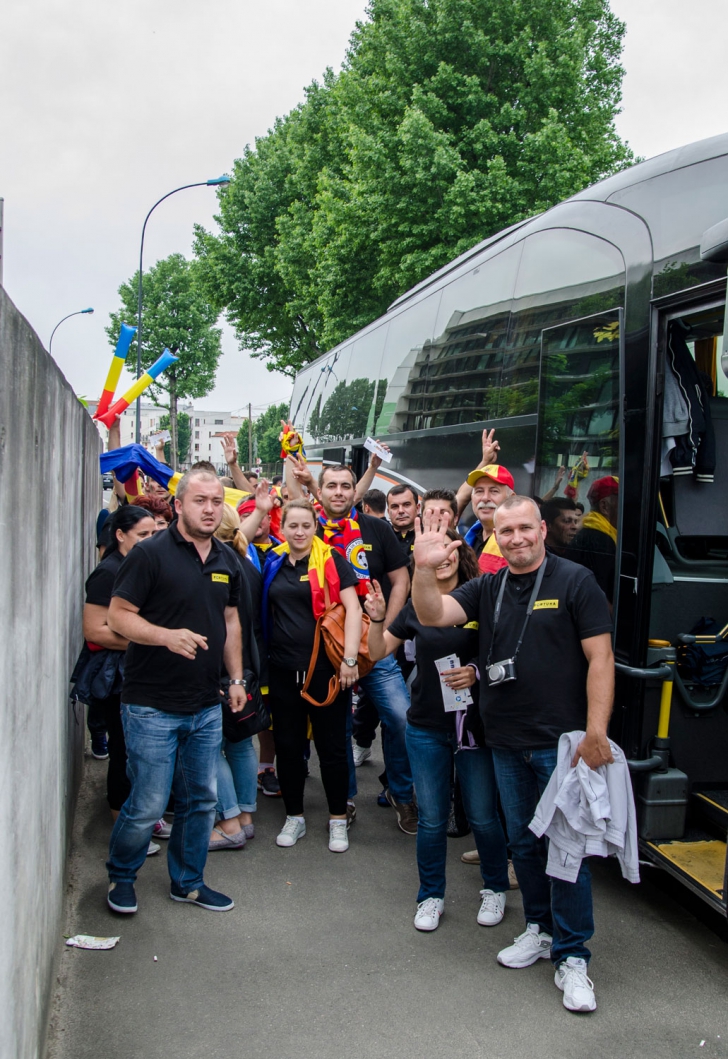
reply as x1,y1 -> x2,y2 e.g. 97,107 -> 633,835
75,425 -> 626,1015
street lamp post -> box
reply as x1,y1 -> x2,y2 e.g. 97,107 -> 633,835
134,176 -> 231,444
48,307 -> 94,357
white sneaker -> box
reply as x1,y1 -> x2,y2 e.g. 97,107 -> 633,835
414,897 -> 445,932
146,840 -> 161,857
276,816 -> 306,847
328,819 -> 349,852
497,923 -> 552,967
555,957 -> 596,1012
477,889 -> 506,926
352,744 -> 372,767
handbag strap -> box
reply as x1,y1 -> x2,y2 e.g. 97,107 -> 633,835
301,573 -> 340,707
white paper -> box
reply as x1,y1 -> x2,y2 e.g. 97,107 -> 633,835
148,430 -> 171,446
363,437 -> 393,463
434,654 -> 473,712
65,935 -> 120,950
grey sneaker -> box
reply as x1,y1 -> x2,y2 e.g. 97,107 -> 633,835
497,923 -> 552,968
385,789 -> 418,834
276,816 -> 306,847
555,957 -> 596,1012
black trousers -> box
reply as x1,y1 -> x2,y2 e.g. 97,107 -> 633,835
269,667 -> 349,817
100,694 -> 131,811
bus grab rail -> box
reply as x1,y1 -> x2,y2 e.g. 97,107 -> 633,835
615,664 -> 672,772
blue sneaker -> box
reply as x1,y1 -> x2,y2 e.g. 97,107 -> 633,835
377,788 -> 390,808
107,881 -> 137,914
91,733 -> 109,759
169,884 -> 234,911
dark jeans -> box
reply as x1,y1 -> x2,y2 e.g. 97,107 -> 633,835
491,747 -> 594,965
107,703 -> 221,892
406,723 -> 509,902
101,694 -> 131,811
269,667 -> 349,817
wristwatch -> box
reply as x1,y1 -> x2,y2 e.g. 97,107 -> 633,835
343,657 -> 357,667
229,678 -> 247,687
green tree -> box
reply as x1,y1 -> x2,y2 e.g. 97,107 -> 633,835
195,0 -> 634,375
107,253 -> 222,469
236,401 -> 291,467
159,412 -> 191,466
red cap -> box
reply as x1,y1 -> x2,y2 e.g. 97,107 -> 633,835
466,463 -> 515,490
587,476 -> 619,503
237,498 -> 257,517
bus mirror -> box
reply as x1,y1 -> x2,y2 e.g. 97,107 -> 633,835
700,218 -> 728,262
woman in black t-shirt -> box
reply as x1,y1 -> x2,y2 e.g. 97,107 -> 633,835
263,500 -> 361,854
365,530 -> 509,933
82,506 -> 155,818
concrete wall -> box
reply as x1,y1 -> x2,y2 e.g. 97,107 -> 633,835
0,287 -> 101,1059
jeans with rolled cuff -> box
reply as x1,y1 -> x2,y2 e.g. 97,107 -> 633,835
216,736 -> 259,819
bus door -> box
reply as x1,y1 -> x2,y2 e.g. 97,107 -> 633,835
638,290 -> 728,915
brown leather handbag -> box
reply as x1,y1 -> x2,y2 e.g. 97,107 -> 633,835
301,584 -> 374,707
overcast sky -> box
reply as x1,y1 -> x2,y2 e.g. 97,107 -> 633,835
2,0 -> 727,414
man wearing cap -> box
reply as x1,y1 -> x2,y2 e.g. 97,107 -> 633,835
463,464 -> 515,575
570,477 -> 618,606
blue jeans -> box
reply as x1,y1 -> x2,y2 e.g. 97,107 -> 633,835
216,736 -> 259,818
491,747 -> 594,965
107,703 -> 222,893
358,655 -> 413,803
406,723 -> 509,902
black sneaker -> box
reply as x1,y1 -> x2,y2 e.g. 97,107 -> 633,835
257,768 -> 281,797
169,884 -> 234,911
91,733 -> 109,759
107,881 -> 137,914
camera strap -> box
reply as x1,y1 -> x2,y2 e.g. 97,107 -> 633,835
486,558 -> 547,670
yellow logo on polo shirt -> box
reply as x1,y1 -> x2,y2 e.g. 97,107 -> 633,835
211,573 -> 229,584
300,575 -> 310,582
463,621 -> 479,630
534,599 -> 558,610
363,543 -> 373,551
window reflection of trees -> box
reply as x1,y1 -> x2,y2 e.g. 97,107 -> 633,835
307,377 -> 388,441
536,311 -> 621,497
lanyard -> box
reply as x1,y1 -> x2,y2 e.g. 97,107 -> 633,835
485,559 -> 546,669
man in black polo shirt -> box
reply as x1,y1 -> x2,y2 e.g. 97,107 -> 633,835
316,465 -> 417,833
105,469 -> 245,915
387,484 -> 419,558
412,496 -> 614,1013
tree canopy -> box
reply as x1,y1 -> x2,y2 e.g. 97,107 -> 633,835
195,0 -> 633,378
107,253 -> 222,468
236,401 -> 291,466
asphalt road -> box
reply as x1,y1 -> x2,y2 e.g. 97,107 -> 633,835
48,741 -> 728,1059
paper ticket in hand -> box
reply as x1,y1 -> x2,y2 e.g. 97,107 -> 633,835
363,437 -> 393,463
434,654 -> 473,712
149,430 -> 171,446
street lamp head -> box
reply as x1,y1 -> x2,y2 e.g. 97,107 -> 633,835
206,175 -> 231,186
82,307 -> 94,314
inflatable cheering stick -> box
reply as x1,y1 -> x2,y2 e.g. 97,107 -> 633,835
96,348 -> 179,428
94,323 -> 137,418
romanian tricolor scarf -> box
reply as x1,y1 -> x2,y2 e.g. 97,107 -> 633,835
318,508 -> 370,596
261,535 -> 342,641
464,522 -> 508,575
581,511 -> 618,544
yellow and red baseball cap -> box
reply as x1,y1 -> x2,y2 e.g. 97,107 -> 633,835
466,464 -> 515,490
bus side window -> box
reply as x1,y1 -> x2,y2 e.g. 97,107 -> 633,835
534,308 -> 623,608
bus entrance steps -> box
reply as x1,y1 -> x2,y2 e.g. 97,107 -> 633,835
692,789 -> 728,834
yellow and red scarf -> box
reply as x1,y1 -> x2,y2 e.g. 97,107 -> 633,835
262,536 -> 342,639
318,508 -> 370,596
580,511 -> 618,544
